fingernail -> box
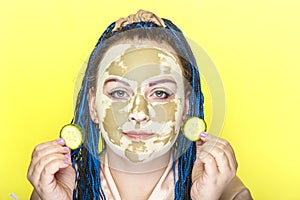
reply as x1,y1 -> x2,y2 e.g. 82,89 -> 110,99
200,132 -> 207,138
57,138 -> 64,145
63,147 -> 70,152
65,154 -> 71,160
64,159 -> 71,164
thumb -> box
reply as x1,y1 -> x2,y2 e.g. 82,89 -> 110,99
192,156 -> 205,183
192,135 -> 206,183
192,140 -> 205,183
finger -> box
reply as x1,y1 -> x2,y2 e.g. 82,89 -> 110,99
198,133 -> 221,151
195,140 -> 204,159
200,143 -> 237,184
29,152 -> 71,186
199,132 -> 211,143
213,137 -> 236,160
38,157 -> 71,189
216,139 -> 238,170
32,144 -> 70,165
204,144 -> 231,173
28,148 -> 71,186
30,142 -> 70,173
192,156 -> 205,183
209,139 -> 237,171
199,150 -> 218,177
199,132 -> 227,144
29,139 -> 64,171
195,133 -> 209,158
32,139 -> 65,158
198,134 -> 238,171
30,139 -> 66,166
200,142 -> 237,172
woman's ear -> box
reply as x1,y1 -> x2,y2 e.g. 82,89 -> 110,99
88,87 -> 99,124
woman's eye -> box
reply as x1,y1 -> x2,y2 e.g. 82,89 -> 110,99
153,91 -> 172,99
108,90 -> 129,99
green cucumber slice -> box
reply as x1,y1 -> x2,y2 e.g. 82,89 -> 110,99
182,117 -> 206,141
60,124 -> 84,150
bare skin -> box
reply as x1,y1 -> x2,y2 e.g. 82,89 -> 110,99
27,139 -> 75,200
27,41 -> 239,200
191,134 -> 238,200
109,163 -> 167,200
27,134 -> 238,200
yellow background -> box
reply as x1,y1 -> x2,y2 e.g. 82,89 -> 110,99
1,0 -> 299,199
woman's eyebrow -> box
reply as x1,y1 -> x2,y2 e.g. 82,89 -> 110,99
104,78 -> 130,86
149,79 -> 177,87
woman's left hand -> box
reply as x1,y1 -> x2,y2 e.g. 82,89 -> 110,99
190,133 -> 238,200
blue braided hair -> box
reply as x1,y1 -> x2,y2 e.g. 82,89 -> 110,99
71,18 -> 204,200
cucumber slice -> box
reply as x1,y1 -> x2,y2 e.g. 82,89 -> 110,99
60,124 -> 84,150
182,117 -> 206,141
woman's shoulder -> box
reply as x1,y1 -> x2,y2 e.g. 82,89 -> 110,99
220,176 -> 253,200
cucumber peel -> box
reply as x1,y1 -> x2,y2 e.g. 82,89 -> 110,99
182,117 -> 206,141
60,124 -> 84,150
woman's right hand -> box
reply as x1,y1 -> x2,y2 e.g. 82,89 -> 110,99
27,139 -> 75,200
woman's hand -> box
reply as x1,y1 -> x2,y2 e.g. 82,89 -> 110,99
191,133 -> 238,200
27,139 -> 75,200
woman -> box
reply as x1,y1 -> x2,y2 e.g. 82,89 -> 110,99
27,10 -> 252,200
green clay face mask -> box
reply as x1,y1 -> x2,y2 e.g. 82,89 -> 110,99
95,44 -> 186,163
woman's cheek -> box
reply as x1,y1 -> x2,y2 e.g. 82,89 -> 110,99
151,101 -> 181,137
151,102 -> 176,121
102,101 -> 130,145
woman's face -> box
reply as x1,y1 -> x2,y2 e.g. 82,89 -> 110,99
89,43 -> 189,163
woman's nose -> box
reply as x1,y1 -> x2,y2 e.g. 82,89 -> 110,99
129,94 -> 150,123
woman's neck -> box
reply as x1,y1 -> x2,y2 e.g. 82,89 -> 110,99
106,148 -> 172,200
110,164 -> 167,200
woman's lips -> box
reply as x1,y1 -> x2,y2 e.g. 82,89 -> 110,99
122,131 -> 155,141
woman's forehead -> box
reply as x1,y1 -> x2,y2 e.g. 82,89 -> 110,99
98,44 -> 183,84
